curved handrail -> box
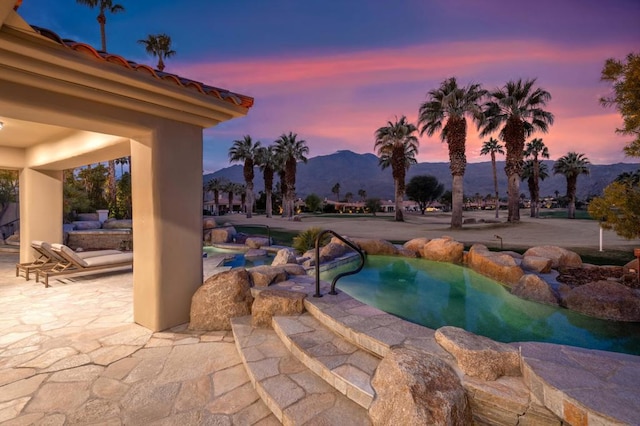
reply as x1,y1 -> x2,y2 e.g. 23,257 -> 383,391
203,223 -> 271,246
313,230 -> 366,297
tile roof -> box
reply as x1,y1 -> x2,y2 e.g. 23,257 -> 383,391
30,25 -> 254,109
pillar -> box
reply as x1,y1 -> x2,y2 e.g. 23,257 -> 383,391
18,168 -> 63,262
130,120 -> 204,331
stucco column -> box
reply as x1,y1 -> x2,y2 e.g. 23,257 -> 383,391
131,120 -> 204,331
18,168 -> 63,262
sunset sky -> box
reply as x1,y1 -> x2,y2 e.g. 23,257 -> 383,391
19,0 -> 640,173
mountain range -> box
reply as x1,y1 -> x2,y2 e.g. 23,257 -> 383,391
203,150 -> 640,201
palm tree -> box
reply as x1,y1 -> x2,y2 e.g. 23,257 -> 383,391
553,152 -> 590,219
481,78 -> 554,223
345,192 -> 353,203
222,181 -> 238,214
114,157 -> 128,176
255,145 -> 278,218
358,189 -> 367,202
523,138 -> 550,218
229,135 -> 261,218
374,116 -> 419,222
522,160 -> 549,216
274,132 -> 309,219
332,183 -> 341,202
76,0 -> 125,215
480,137 -> 504,218
205,177 -> 227,216
137,33 -> 176,72
75,0 -> 124,52
418,77 -> 486,228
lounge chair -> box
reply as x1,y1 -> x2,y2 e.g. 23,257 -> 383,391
36,243 -> 133,287
16,241 -> 123,281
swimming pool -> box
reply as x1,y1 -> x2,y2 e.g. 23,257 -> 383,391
203,246 -> 273,268
322,255 -> 640,355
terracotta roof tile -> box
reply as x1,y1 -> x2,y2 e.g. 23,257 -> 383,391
30,25 -> 254,109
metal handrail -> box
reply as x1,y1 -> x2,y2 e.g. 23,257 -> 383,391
313,230 -> 366,297
203,223 -> 271,246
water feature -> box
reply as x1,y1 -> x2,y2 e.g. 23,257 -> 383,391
203,246 -> 273,268
322,255 -> 640,355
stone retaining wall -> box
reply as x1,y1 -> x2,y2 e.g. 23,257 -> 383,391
66,229 -> 133,251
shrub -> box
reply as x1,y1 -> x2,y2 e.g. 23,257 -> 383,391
292,226 -> 330,253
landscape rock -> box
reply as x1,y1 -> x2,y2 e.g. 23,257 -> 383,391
251,289 -> 306,327
203,217 -> 216,230
245,236 -> 270,249
521,255 -> 553,273
271,248 -> 298,266
189,269 -> 253,330
466,244 -> 524,287
369,346 -> 471,425
248,265 -> 288,287
102,219 -> 133,229
624,258 -> 639,274
563,280 -> 640,321
512,274 -> 559,306
348,238 -> 399,256
320,241 -> 349,260
4,231 -> 19,245
76,213 -> 99,221
523,245 -> 582,269
245,248 -> 267,259
403,237 -> 430,255
396,246 -> 418,258
278,264 -> 307,276
420,237 -> 464,264
435,326 -> 521,381
211,226 -> 236,244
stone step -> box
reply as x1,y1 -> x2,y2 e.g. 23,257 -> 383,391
231,316 -> 371,426
272,313 -> 381,409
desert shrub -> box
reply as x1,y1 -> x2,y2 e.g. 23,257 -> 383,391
292,226 -> 330,253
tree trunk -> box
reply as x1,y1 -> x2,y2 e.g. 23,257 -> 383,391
451,174 -> 463,229
507,173 -> 521,222
214,191 -> 219,215
567,177 -> 577,219
108,160 -> 117,211
266,189 -> 272,218
394,179 -> 404,222
98,14 -> 107,52
246,182 -> 253,218
491,153 -> 499,219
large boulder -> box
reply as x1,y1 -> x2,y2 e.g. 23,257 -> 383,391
245,236 -> 270,249
563,280 -> 640,321
396,246 -> 418,258
211,226 -> 236,244
203,217 -> 216,230
102,219 -> 133,229
247,265 -> 288,287
420,237 -> 464,264
271,248 -> 298,266
348,238 -> 399,256
512,274 -> 560,306
435,326 -> 521,381
523,245 -> 582,269
320,241 -> 349,260
466,244 -> 524,286
251,289 -> 306,327
403,237 -> 430,256
245,248 -> 267,259
189,269 -> 253,331
521,255 -> 553,274
369,346 -> 471,425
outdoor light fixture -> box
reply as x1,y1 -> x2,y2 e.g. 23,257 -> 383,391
0,122 -> 3,130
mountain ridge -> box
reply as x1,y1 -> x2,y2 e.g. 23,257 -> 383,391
203,150 -> 640,201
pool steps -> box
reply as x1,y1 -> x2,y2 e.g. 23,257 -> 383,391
232,274 -> 640,424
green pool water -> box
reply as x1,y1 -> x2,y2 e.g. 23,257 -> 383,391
322,256 -> 640,355
203,246 -> 273,268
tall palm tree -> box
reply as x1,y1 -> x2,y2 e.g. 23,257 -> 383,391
137,33 -> 176,72
522,160 -> 549,216
205,177 -> 227,216
481,78 -> 554,223
332,183 -> 341,202
358,189 -> 367,202
553,152 -> 590,219
76,0 -> 125,214
274,132 -> 309,219
255,145 -> 278,218
75,0 -> 124,52
114,157 -> 128,176
222,181 -> 238,214
229,135 -> 261,218
523,138 -> 550,218
480,137 -> 504,218
374,116 -> 419,222
418,77 -> 486,228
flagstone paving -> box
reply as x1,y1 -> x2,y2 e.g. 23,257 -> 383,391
0,253 -> 277,425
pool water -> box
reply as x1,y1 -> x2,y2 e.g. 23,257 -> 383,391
203,246 -> 273,268
322,256 -> 640,355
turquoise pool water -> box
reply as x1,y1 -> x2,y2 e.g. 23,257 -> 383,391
203,246 -> 273,268
322,256 -> 640,355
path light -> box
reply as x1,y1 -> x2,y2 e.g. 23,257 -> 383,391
495,235 -> 503,250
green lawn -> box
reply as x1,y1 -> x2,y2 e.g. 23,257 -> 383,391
538,210 -> 593,220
